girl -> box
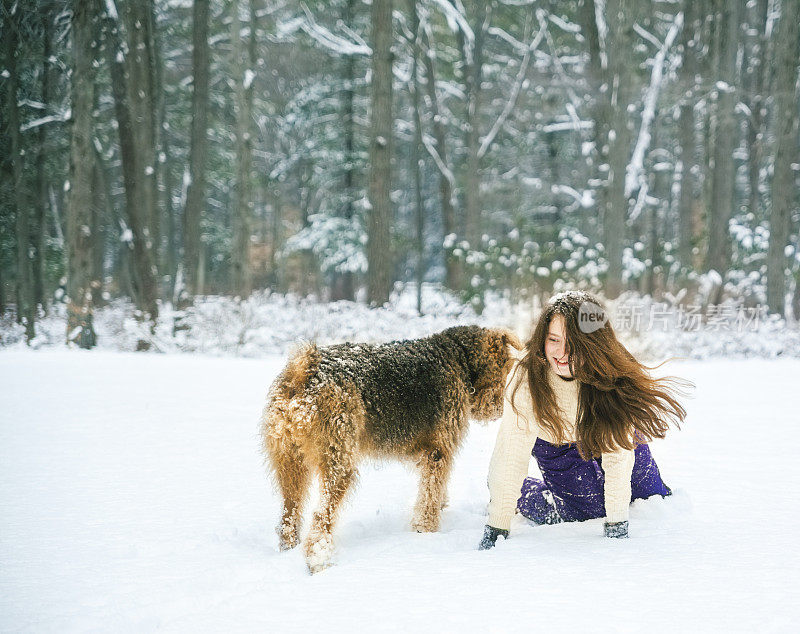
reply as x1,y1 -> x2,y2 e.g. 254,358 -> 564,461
479,291 -> 689,548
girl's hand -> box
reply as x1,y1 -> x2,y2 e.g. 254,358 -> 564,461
478,525 -> 509,549
604,520 -> 629,538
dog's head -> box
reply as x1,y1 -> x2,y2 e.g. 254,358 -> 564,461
443,325 -> 523,421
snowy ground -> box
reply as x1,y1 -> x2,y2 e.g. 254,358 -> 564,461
2,350 -> 799,632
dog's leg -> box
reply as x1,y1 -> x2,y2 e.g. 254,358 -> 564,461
298,384 -> 364,574
268,434 -> 310,551
411,448 -> 453,533
304,454 -> 357,574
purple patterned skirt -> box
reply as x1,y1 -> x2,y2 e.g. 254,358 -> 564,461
516,438 -> 671,524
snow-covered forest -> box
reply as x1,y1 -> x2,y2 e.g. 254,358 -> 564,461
1,0 -> 799,350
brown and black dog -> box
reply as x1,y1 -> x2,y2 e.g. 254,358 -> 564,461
261,325 -> 521,573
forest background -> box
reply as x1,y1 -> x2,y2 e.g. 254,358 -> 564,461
1,0 -> 799,352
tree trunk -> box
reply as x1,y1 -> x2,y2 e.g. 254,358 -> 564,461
420,23 -> 458,288
546,125 -> 563,222
161,96 -> 177,299
297,161 -> 316,296
124,0 -> 160,275
4,0 -> 35,341
103,7 -> 160,322
151,0 -> 168,285
230,0 -> 256,297
697,2 -> 719,272
331,0 -> 357,302
409,0 -> 425,315
648,119 -> 670,298
91,145 -> 108,307
766,0 -> 800,315
366,0 -> 394,306
745,0 -> 770,218
794,276 -> 800,322
603,0 -> 637,299
458,1 -> 490,249
678,0 -> 699,271
707,0 -> 740,276
65,0 -> 99,348
579,0 -> 607,244
33,6 -> 54,312
183,0 -> 210,299
0,258 -> 5,315
269,187 -> 282,289
89,47 -> 106,309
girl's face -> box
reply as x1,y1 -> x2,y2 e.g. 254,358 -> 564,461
544,314 -> 573,378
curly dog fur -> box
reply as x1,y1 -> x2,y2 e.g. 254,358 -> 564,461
261,325 -> 521,573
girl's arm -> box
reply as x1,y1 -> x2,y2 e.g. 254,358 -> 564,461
486,381 -> 539,532
601,446 -> 636,537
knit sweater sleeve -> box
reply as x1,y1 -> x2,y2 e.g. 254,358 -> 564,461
601,445 -> 635,523
487,375 -> 538,531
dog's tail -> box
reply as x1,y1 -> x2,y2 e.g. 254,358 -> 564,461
261,342 -> 320,456
277,341 -> 320,400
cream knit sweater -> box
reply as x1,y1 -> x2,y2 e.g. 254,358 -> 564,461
487,362 -> 635,530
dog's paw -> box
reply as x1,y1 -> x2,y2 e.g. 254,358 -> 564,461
304,533 -> 334,574
276,522 -> 299,551
278,536 -> 299,551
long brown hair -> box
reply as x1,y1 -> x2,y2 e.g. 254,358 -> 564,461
510,291 -> 692,459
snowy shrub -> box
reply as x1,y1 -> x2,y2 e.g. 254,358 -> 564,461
2,286 -> 799,360
282,213 -> 367,274
450,226 -> 608,311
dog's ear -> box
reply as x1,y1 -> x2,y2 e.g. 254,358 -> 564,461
500,328 -> 523,351
468,328 -> 520,422
490,328 -> 522,352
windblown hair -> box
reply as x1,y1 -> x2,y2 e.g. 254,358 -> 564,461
510,291 -> 692,459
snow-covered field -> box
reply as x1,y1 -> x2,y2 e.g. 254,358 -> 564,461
2,350 -> 799,632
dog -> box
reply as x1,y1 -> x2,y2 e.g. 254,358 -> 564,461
261,325 -> 521,573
